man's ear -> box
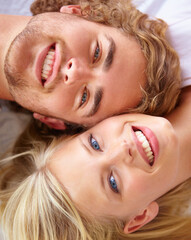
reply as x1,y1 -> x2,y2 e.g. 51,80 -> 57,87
123,201 -> 159,234
60,5 -> 82,16
33,113 -> 67,130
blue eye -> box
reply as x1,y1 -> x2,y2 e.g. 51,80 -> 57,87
93,43 -> 100,63
81,88 -> 87,106
89,134 -> 101,151
109,174 -> 119,193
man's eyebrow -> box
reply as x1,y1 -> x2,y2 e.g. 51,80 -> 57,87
85,88 -> 103,117
103,35 -> 116,71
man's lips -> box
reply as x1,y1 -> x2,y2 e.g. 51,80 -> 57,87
36,43 -> 61,87
131,126 -> 159,166
36,44 -> 52,85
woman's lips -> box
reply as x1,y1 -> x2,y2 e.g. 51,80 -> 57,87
132,126 -> 159,166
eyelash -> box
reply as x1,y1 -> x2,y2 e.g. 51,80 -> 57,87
89,134 -> 102,151
89,134 -> 119,194
80,87 -> 88,107
109,172 -> 119,194
93,42 -> 101,63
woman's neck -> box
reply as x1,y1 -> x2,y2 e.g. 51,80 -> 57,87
166,86 -> 191,186
0,14 -> 31,100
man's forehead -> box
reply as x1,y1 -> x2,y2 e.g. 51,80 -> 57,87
37,11 -> 86,23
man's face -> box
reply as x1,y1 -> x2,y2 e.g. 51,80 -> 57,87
5,12 -> 146,127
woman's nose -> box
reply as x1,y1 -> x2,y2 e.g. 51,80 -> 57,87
101,141 -> 133,168
63,58 -> 91,85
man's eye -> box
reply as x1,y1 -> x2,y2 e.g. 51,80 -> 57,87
81,88 -> 88,106
109,174 -> 119,193
89,134 -> 101,151
93,42 -> 100,63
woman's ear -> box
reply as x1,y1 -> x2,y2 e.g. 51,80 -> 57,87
33,113 -> 67,130
60,5 -> 82,16
123,201 -> 159,234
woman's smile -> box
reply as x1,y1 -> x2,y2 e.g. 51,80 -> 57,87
131,125 -> 159,166
48,113 -> 179,221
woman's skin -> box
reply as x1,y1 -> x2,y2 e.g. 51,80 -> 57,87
49,87 -> 191,233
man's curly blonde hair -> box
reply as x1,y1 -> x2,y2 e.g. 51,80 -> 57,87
31,0 -> 181,116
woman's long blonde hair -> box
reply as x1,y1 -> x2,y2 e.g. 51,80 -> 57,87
1,135 -> 191,240
31,0 -> 181,116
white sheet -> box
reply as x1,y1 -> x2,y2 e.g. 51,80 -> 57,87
134,0 -> 191,88
0,0 -> 34,15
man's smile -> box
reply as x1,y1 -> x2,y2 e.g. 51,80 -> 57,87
5,11 -> 146,126
36,43 -> 61,87
41,44 -> 56,83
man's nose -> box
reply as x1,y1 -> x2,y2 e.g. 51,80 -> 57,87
62,58 -> 92,85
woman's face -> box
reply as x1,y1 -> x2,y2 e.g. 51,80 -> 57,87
49,114 -> 180,223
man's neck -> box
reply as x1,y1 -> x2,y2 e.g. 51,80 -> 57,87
0,14 -> 31,100
166,86 -> 191,187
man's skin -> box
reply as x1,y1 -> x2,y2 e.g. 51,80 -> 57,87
0,6 -> 148,130
0,14 -> 30,101
0,4 -> 181,131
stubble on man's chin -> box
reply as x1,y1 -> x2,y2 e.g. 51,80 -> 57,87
4,21 -> 38,102
3,13 -> 66,113
4,56 -> 27,103
4,40 -> 35,108
4,12 -> 69,93
4,29 -> 29,86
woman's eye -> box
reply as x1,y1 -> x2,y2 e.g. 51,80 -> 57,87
109,174 -> 119,193
93,43 -> 100,63
81,88 -> 87,106
89,134 -> 101,151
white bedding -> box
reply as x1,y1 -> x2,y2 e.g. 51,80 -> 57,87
0,0 -> 34,15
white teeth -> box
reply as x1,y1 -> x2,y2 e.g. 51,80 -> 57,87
44,59 -> 53,65
147,151 -> 153,157
135,131 -> 154,164
145,146 -> 152,152
42,73 -> 48,79
142,140 -> 149,148
43,64 -> 52,71
41,48 -> 55,80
